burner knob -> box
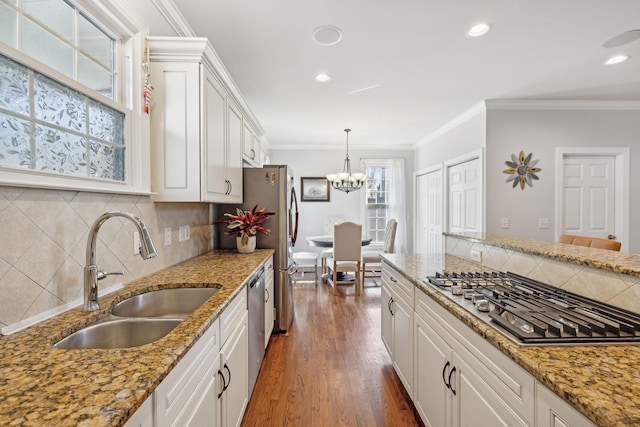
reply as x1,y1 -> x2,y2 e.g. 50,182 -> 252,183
451,285 -> 463,296
472,294 -> 486,304
463,289 -> 476,300
476,300 -> 490,312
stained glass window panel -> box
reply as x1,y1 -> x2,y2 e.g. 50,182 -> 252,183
0,112 -> 32,168
90,141 -> 124,180
34,74 -> 87,132
35,124 -> 88,177
0,56 -> 30,115
89,101 -> 124,144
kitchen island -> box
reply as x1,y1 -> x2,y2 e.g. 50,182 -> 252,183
382,238 -> 640,426
0,249 -> 273,427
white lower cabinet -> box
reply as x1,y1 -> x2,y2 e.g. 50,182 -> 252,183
536,384 -> 595,427
151,286 -> 248,427
124,395 -> 154,427
219,310 -> 249,427
381,265 -> 414,397
413,287 -> 534,427
264,255 -> 275,348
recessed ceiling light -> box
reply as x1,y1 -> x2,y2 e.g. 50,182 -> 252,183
315,73 -> 331,83
467,23 -> 492,38
604,55 -> 630,65
313,26 -> 343,46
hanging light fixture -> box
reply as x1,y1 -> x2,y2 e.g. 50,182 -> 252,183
326,129 -> 367,193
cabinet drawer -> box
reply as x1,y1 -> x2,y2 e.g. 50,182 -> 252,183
220,285 -> 247,346
382,264 -> 414,306
416,289 -> 535,426
155,318 -> 220,427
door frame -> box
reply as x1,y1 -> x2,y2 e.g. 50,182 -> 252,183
444,148 -> 485,234
414,163 -> 443,254
554,147 -> 630,251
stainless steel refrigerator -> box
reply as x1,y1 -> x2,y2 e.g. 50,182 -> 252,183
220,165 -> 298,333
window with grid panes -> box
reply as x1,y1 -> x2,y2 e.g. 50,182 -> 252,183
365,163 -> 390,244
0,0 -> 141,189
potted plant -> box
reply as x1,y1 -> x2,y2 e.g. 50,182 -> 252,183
215,204 -> 275,253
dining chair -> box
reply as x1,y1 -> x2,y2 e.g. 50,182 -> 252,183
361,219 -> 397,284
320,217 -> 344,276
327,221 -> 362,295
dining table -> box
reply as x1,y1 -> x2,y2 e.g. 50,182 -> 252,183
305,235 -> 373,281
305,235 -> 373,248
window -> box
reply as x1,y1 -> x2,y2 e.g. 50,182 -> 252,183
0,0 -> 149,194
362,158 -> 405,252
365,162 -> 390,243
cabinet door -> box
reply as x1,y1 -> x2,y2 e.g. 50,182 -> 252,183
220,311 -> 249,427
149,61 -> 201,201
536,383 -> 595,427
414,311 -> 452,427
381,283 -> 393,357
227,100 -> 244,203
202,69 -> 228,202
453,354 -> 528,427
264,256 -> 275,348
172,354 -> 221,427
124,395 -> 153,427
392,294 -> 413,397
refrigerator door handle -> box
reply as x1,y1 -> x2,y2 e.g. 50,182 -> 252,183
280,261 -> 297,275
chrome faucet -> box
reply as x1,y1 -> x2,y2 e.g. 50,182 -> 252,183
84,211 -> 158,311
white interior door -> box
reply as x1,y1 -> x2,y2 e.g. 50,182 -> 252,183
448,158 -> 482,233
416,168 -> 443,254
562,155 -> 615,240
416,173 -> 429,254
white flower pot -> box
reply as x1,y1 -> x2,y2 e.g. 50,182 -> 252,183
236,235 -> 256,253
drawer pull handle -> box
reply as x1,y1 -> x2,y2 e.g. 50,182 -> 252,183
442,361 -> 450,389
390,276 -> 398,283
217,369 -> 226,398
224,363 -> 231,392
448,366 -> 457,395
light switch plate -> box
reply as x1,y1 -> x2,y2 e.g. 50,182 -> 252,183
501,218 -> 509,229
164,227 -> 172,246
538,218 -> 550,229
470,250 -> 482,263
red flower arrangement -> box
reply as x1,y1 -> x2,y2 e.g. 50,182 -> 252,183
215,204 -> 275,246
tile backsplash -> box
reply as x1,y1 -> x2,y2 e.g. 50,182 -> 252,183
445,235 -> 640,315
0,186 -> 212,331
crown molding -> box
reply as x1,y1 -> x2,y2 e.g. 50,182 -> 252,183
415,101 -> 487,148
269,144 -> 415,151
485,99 -> 640,110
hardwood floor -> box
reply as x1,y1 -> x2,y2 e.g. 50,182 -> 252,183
240,276 -> 422,427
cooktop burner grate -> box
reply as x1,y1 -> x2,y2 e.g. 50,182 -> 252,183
425,271 -> 640,344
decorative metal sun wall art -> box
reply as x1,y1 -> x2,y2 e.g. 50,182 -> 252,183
503,151 -> 541,190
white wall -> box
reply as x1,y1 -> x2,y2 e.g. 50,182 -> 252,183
269,148 -> 415,254
415,111 -> 486,171
485,108 -> 640,252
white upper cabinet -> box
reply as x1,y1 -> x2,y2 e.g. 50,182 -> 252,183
148,36 -> 260,203
242,120 -> 260,167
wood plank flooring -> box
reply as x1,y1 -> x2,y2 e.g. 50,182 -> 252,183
240,276 -> 422,427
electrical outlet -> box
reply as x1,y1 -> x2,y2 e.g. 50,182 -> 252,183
470,250 -> 482,263
538,218 -> 550,229
184,225 -> 190,240
178,226 -> 185,242
501,218 -> 509,229
164,227 -> 172,246
133,231 -> 140,255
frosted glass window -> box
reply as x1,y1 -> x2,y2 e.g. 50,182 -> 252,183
22,0 -> 74,44
0,54 -> 125,182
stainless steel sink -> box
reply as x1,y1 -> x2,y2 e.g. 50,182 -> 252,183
111,287 -> 219,318
54,318 -> 181,349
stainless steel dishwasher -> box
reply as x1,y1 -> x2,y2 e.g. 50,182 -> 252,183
247,266 -> 265,396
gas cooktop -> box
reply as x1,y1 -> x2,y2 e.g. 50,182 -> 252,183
425,271 -> 640,345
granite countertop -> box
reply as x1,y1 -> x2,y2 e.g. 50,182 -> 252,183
445,232 -> 640,278
382,253 -> 640,427
0,249 -> 273,427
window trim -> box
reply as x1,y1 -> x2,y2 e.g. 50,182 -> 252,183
0,0 -> 151,195
361,159 -> 393,246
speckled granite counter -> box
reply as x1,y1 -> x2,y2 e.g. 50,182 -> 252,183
382,253 -> 640,427
0,249 -> 273,427
445,232 -> 640,278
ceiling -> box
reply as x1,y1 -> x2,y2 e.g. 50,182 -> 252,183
169,0 -> 640,150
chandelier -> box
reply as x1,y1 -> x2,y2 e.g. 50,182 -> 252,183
326,129 -> 367,193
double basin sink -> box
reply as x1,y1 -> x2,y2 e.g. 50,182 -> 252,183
54,287 -> 219,350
